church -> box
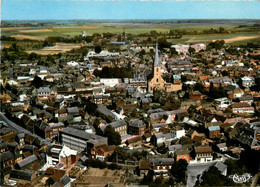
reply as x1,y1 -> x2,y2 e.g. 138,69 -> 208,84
148,43 -> 182,93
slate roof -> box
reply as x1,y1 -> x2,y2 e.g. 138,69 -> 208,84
129,120 -> 145,128
168,144 -> 183,152
150,158 -> 175,166
16,154 -> 38,168
37,87 -> 51,93
10,169 -> 34,181
215,162 -> 227,174
108,120 -> 127,129
0,151 -> 14,162
60,127 -> 105,141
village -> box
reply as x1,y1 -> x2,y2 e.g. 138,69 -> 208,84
0,28 -> 260,187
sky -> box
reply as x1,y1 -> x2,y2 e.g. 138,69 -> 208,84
2,0 -> 260,20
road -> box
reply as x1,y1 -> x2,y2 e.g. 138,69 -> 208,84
0,112 -> 51,145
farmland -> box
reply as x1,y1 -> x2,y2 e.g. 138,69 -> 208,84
26,42 -> 85,55
1,22 -> 260,55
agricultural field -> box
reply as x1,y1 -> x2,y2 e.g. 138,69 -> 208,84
26,42 -> 86,55
2,23 -> 259,38
1,23 -> 260,53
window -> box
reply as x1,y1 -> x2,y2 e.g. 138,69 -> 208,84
156,78 -> 158,82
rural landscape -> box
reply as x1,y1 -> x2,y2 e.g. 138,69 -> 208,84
1,1 -> 260,186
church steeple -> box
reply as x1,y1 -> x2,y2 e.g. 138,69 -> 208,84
154,43 -> 161,67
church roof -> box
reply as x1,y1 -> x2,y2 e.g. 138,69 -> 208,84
154,43 -> 161,67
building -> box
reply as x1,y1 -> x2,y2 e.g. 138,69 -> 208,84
128,120 -> 146,136
128,72 -> 147,94
148,43 -> 182,93
176,150 -> 191,163
241,76 -> 255,88
214,97 -> 231,109
229,103 -> 255,113
195,146 -> 213,163
102,120 -> 128,137
208,126 -> 220,139
60,127 -> 107,152
46,144 -> 78,168
91,144 -> 116,161
150,158 -> 175,177
37,87 -> 51,98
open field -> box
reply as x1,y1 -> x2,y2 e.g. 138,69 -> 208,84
2,23 -> 260,45
72,168 -> 126,187
222,36 -> 260,43
26,42 -> 85,55
11,34 -> 45,41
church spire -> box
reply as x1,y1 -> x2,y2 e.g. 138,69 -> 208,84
154,43 -> 161,67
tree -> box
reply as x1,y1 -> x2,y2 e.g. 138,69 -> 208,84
199,166 -> 233,186
140,170 -> 154,185
188,47 -> 195,54
104,125 -> 121,145
170,159 -> 188,184
31,75 -> 43,88
108,147 -> 128,162
84,97 -> 97,115
94,45 -> 102,54
170,47 -> 178,55
150,30 -> 158,36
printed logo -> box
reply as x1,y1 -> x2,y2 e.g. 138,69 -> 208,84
229,173 -> 252,183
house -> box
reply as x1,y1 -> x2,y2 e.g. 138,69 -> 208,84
67,107 -> 79,116
35,122 -> 65,140
241,76 -> 255,88
128,72 -> 147,94
128,120 -> 146,136
189,91 -> 207,101
100,78 -> 121,87
175,149 -> 191,163
151,133 -> 166,147
208,126 -> 220,139
142,133 -> 152,142
214,97 -> 231,109
232,87 -> 244,98
229,103 -> 254,113
217,143 -> 227,152
10,170 -> 36,182
168,144 -> 182,155
15,154 -> 38,170
37,87 -> 51,98
126,136 -> 143,148
194,146 -> 213,163
103,120 -> 128,137
238,95 -> 254,105
46,144 -> 78,168
150,158 -> 175,177
91,144 -> 116,161
171,126 -> 185,139
97,105 -> 116,122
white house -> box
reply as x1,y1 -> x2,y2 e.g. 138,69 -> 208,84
241,76 -> 255,88
100,78 -> 121,87
214,97 -> 231,109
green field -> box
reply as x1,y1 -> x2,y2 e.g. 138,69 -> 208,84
1,23 -> 260,45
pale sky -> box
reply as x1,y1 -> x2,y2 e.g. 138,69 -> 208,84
2,0 -> 260,20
